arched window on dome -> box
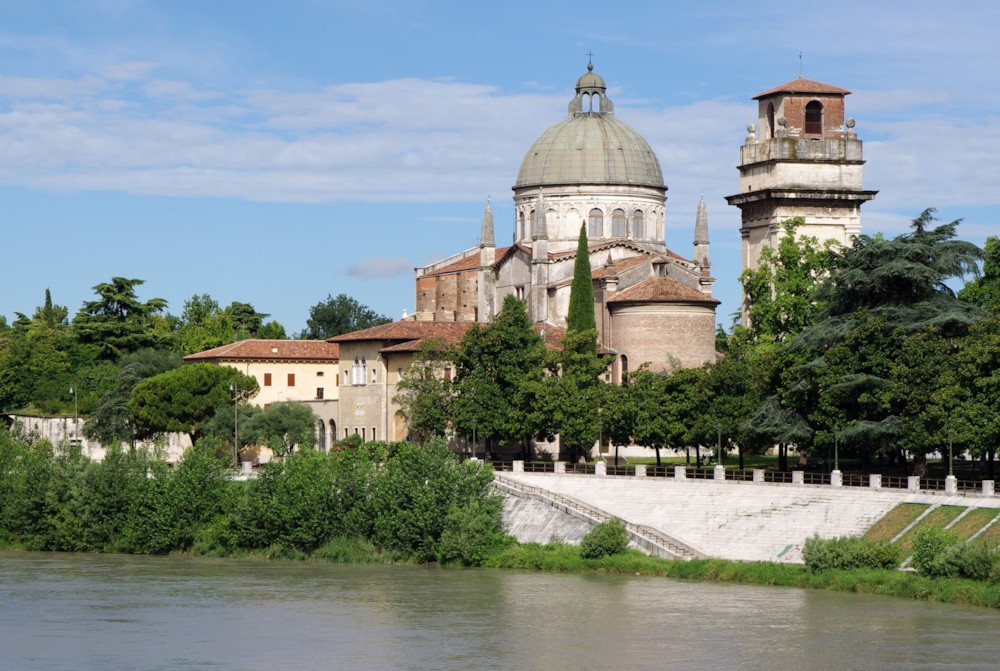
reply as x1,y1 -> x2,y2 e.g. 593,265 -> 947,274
530,210 -> 537,237
630,210 -> 644,239
588,208 -> 603,237
612,209 -> 626,237
805,101 -> 823,135
519,211 -> 526,240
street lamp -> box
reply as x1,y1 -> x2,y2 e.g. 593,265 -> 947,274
69,386 -> 78,444
229,384 -> 239,466
716,424 -> 722,466
948,429 -> 954,477
834,428 -> 839,472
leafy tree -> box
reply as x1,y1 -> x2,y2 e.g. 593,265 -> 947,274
84,349 -> 183,448
451,295 -> 547,457
175,294 -> 234,355
541,329 -> 611,462
579,518 -> 629,559
33,288 -> 69,328
299,293 -> 391,339
801,209 -> 982,349
247,401 -> 317,458
393,339 -> 456,444
129,363 -> 258,443
741,218 -> 838,340
566,224 -> 596,332
73,277 -> 171,359
958,235 -> 1000,310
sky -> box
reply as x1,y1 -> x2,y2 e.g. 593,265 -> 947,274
2,0 -> 999,335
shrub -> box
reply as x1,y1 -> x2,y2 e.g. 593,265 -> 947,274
437,496 -> 509,565
580,519 -> 629,559
802,535 -> 900,573
911,527 -> 961,577
936,541 -> 1000,581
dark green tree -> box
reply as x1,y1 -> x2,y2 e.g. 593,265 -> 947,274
958,235 -> 1000,310
72,277 -> 170,359
451,295 -> 547,458
566,225 -> 596,332
299,293 -> 392,339
129,363 -> 258,444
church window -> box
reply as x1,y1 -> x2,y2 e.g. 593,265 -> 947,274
631,210 -> 644,238
612,209 -> 626,237
805,101 -> 823,134
530,210 -> 537,237
620,354 -> 629,381
352,357 -> 367,386
588,208 -> 603,237
519,212 -> 525,240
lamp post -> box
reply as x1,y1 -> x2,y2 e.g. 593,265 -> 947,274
716,424 -> 722,466
834,429 -> 839,472
948,429 -> 954,477
69,386 -> 78,444
229,384 -> 238,466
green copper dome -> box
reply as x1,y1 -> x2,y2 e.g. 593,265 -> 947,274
515,64 -> 664,190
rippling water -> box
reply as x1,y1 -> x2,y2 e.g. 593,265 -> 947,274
2,552 -> 999,670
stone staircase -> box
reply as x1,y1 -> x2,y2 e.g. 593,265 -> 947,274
493,473 -> 705,560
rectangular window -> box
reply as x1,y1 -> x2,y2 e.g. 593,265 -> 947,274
288,373 -> 295,387
336,373 -> 340,386
371,427 -> 376,441
444,368 -> 451,380
360,427 -> 366,440
264,373 -> 272,387
372,369 -> 377,384
316,387 -> 324,400
317,371 -> 324,377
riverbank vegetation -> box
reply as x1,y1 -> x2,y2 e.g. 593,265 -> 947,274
5,428 -> 1000,611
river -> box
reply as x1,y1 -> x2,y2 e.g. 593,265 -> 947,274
2,552 -> 999,670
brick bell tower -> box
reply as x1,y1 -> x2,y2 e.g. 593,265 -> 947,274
726,77 -> 878,307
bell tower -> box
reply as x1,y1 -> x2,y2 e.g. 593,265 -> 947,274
726,77 -> 878,282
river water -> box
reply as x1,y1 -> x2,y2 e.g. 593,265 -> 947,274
2,552 -> 999,670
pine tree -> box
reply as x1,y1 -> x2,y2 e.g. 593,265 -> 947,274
566,224 -> 596,333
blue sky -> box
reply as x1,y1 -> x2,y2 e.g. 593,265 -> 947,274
2,0 -> 999,334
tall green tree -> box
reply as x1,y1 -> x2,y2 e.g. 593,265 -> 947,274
73,277 -> 171,359
451,295 -> 547,458
741,218 -> 837,340
393,339 -> 456,445
299,294 -> 391,339
958,235 -> 1000,311
247,401 -> 317,457
566,225 -> 596,332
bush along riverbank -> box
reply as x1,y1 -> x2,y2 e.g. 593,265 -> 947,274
4,428 -> 1000,609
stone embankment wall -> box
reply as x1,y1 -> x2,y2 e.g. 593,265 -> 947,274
7,415 -> 191,462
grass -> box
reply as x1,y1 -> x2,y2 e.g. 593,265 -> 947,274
949,508 -> 1000,540
864,504 -> 929,542
973,517 -> 1000,546
894,506 -> 967,556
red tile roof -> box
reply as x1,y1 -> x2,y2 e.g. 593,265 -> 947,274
754,78 -> 851,100
591,254 -> 650,279
607,277 -> 720,305
184,339 -> 340,362
423,246 -> 514,276
329,320 -> 475,344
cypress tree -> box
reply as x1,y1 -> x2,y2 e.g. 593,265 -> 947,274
567,224 -> 596,332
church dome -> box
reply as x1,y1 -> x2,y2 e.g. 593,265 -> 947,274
515,64 -> 664,190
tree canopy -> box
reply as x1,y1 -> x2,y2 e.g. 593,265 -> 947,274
299,293 -> 391,339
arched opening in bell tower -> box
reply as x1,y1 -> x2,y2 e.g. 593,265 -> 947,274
805,101 -> 823,135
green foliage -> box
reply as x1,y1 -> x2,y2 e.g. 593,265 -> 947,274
741,218 -> 838,340
246,401 -> 317,457
540,329 -> 611,461
959,235 -> 1000,310
579,519 -> 629,559
73,277 -> 172,359
802,535 -> 900,572
299,293 -> 391,339
129,363 -> 258,442
312,536 -> 382,564
567,224 -> 596,332
911,527 -> 962,576
451,295 -> 547,455
438,497 -> 509,565
393,339 -> 456,444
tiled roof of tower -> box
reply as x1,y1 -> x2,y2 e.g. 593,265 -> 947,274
184,339 -> 340,362
754,78 -> 851,99
607,277 -> 720,304
329,320 -> 474,344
